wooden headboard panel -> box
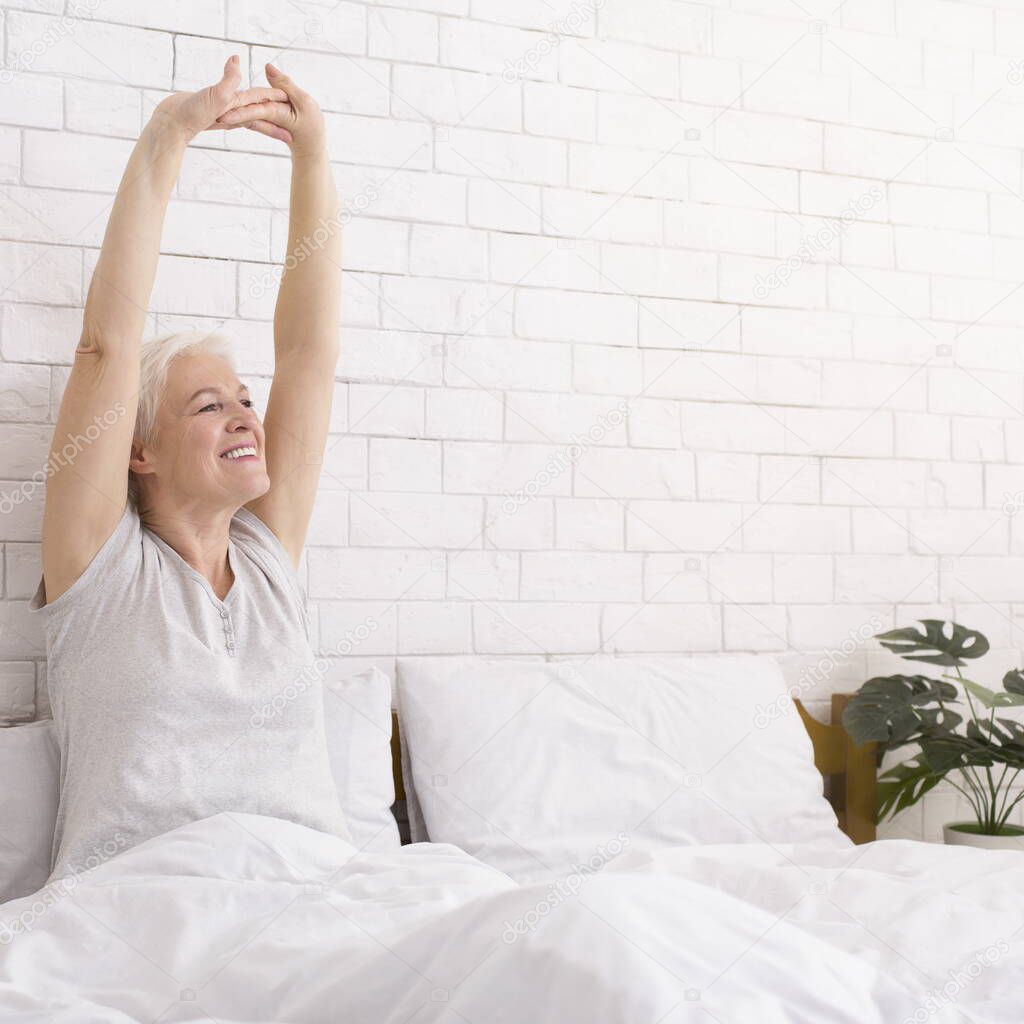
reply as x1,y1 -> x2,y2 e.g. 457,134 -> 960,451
389,693 -> 877,845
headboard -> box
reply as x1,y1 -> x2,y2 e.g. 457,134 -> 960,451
389,693 -> 878,845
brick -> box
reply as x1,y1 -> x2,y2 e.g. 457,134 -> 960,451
560,37 -> 679,96
0,244 -> 81,306
335,166 -> 466,224
555,498 -> 623,551
348,383 -> 424,436
64,78 -> 140,137
625,499 -> 740,549
601,603 -> 721,653
639,299 -> 741,352
162,200 -> 270,261
444,441 -> 574,495
0,363 -> 49,422
1,303 -> 76,364
369,438 -> 442,492
337,328 -> 443,386
475,602 -> 600,654
149,255 -> 236,317
643,554 -> 710,603
696,452 -> 758,501
6,12 -> 172,88
318,602 -> 394,656
446,335 -> 572,392
573,344 -> 642,396
351,492 -> 482,547
724,604 -> 787,652
391,65 -> 521,131
0,72 -> 61,128
0,185 -> 110,247
484,495 -> 555,550
774,554 -> 832,602
504,392 -> 629,446
410,224 -> 488,279
542,189 -> 661,245
309,547 -> 445,600
437,125 -> 566,185
369,7 -> 438,63
742,505 -> 851,552
490,234 -> 601,290
521,552 -> 641,602
397,602 -> 473,655
524,81 -> 595,141
516,288 -> 635,345
468,179 -> 542,232
230,3 -> 365,54
251,47 -> 387,115
569,142 -> 689,200
604,243 -> 716,300
381,277 -> 513,336
426,388 -> 502,440
448,550 -> 518,602
664,202 -> 773,257
439,18 -> 558,80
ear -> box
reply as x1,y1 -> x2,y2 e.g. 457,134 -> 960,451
128,437 -> 156,477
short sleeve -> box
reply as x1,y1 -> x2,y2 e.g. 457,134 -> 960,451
28,504 -> 139,623
231,506 -> 313,641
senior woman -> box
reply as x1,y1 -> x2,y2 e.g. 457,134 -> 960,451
27,57 -> 351,883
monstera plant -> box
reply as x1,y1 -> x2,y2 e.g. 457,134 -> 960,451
843,620 -> 1024,848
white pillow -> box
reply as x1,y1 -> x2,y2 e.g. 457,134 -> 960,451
0,666 -> 399,902
322,665 -> 400,852
396,655 -> 847,884
0,720 -> 60,904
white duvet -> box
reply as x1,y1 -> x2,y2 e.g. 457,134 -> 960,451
1,813 -> 1021,1023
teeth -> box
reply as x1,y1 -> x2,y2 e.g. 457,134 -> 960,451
222,446 -> 257,460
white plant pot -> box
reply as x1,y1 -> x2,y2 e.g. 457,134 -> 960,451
943,822 -> 1024,851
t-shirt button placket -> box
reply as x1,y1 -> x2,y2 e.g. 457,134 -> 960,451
221,608 -> 235,655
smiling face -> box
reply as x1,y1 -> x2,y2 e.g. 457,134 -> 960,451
129,352 -> 271,512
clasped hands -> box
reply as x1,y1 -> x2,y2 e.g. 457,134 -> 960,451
153,54 -> 325,158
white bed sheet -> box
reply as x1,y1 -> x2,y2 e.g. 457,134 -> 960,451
1,812 -> 1021,1023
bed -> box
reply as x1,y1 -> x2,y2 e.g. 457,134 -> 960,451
1,656 -> 1021,1024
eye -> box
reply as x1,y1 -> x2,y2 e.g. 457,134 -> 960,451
199,403 -> 219,413
242,399 -> 254,408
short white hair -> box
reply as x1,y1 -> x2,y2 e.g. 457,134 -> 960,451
127,329 -> 236,509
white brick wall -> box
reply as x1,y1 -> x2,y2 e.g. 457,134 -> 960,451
1,0 -> 1022,841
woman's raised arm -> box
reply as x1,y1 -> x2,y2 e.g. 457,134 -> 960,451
218,64 -> 342,566
38,57 -> 287,606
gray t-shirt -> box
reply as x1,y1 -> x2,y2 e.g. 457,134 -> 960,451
28,502 -> 351,883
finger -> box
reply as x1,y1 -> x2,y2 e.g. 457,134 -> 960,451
213,54 -> 242,98
226,86 -> 289,110
243,120 -> 293,145
265,62 -> 306,105
218,100 -> 293,126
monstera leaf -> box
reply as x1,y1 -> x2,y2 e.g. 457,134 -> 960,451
876,620 -> 989,666
877,755 -> 944,821
842,675 -> 959,750
1003,670 -> 1024,696
956,677 -> 1024,710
